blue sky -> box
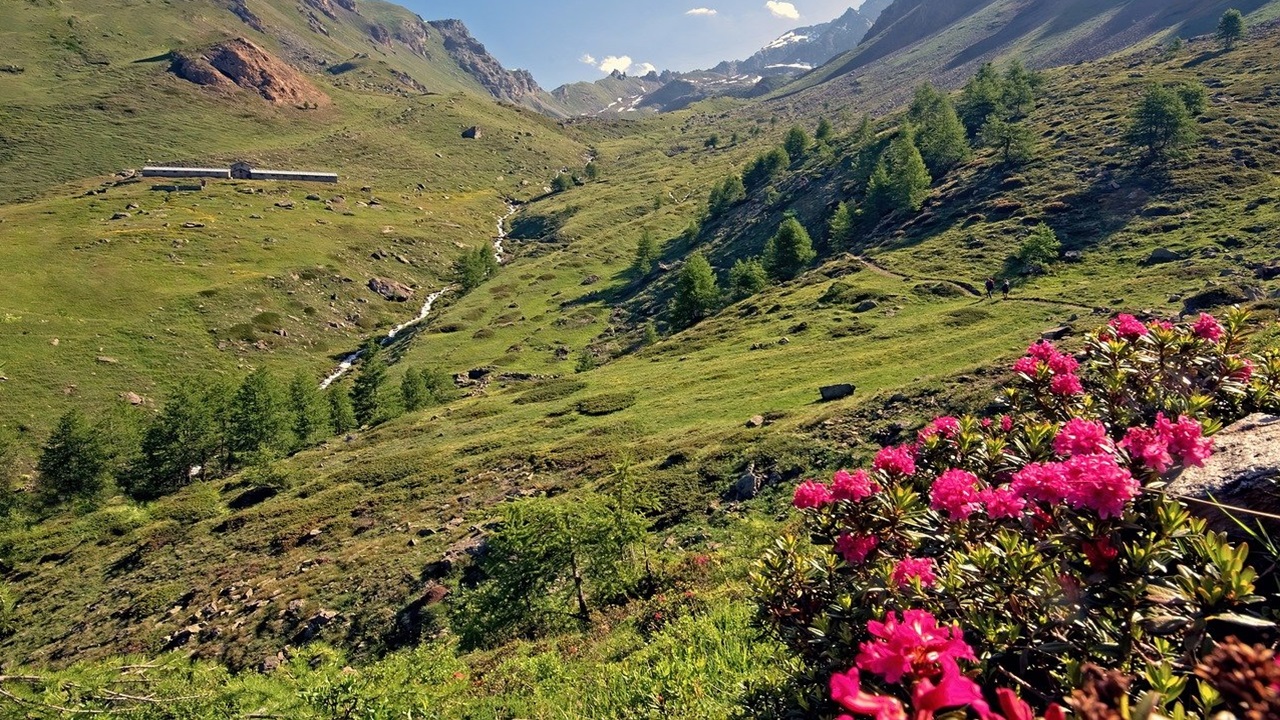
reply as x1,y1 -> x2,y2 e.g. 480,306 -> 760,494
402,1 -> 866,89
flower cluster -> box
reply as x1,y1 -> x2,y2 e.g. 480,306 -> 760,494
1010,453 -> 1139,519
1013,340 -> 1083,397
1119,413 -> 1212,473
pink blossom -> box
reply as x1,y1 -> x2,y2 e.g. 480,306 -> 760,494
1148,319 -> 1174,332
994,688 -> 1044,720
793,479 -> 833,509
890,557 -> 938,589
873,445 -> 916,477
1120,425 -> 1173,473
1012,356 -> 1040,376
1061,454 -> 1139,519
1192,313 -> 1224,342
832,469 -> 879,502
1109,313 -> 1149,340
835,533 -> 879,566
912,662 -> 992,719
830,669 -> 907,720
1047,352 -> 1079,376
1163,415 -> 1213,467
929,469 -> 982,520
855,610 -> 975,684
1054,418 -> 1111,457
1000,415 -> 1013,432
1233,358 -> 1255,382
919,416 -> 960,442
980,485 -> 1027,519
1011,462 -> 1068,505
981,417 -> 993,428
1026,340 -> 1058,362
1049,372 -> 1083,396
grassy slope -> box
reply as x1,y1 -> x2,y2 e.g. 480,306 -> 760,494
5,20 -> 1280,700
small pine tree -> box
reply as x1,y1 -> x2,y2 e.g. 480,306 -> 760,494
421,367 -> 452,404
815,117 -> 835,144
764,216 -> 817,281
957,63 -> 1005,136
728,257 -> 770,300
351,340 -> 387,426
1174,81 -> 1208,117
1000,60 -> 1039,120
583,161 -> 599,181
730,131 -> 740,145
551,172 -> 575,192
401,367 -> 427,412
907,83 -> 971,175
641,320 -> 660,346
633,229 -> 659,275
575,348 -> 597,373
287,370 -> 327,449
783,125 -> 810,161
228,368 -> 290,464
455,245 -> 499,292
1124,83 -> 1198,160
704,133 -> 720,149
869,127 -> 932,213
124,379 -> 231,500
669,252 -> 719,327
1014,223 -> 1062,271
328,384 -> 357,434
743,147 -> 790,188
827,201 -> 855,252
1217,8 -> 1244,50
37,410 -> 109,503
707,175 -> 746,217
980,116 -> 1037,165
1164,37 -> 1185,58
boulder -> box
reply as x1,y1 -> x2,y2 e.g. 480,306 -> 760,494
819,383 -> 855,402
854,300 -> 879,313
732,463 -> 763,500
1041,326 -> 1071,341
1143,247 -> 1183,265
120,391 -> 146,405
746,415 -> 765,428
1165,414 -> 1280,544
367,277 -> 413,302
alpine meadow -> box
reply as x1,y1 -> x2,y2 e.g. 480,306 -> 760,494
3,0 -> 1280,718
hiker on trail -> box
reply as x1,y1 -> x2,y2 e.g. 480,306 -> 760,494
1001,279 -> 1011,300
984,277 -> 995,299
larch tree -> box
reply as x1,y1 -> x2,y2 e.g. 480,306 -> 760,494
669,252 -> 720,327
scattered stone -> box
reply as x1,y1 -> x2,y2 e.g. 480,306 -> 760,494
95,355 -> 119,365
126,203 -> 139,210
1166,414 -> 1280,544
580,274 -> 599,285
819,383 -> 855,402
1041,326 -> 1071,340
1143,247 -> 1183,265
182,222 -> 205,228
110,212 -> 130,220
50,338 -> 59,346
854,300 -> 879,313
746,414 -> 765,428
306,194 -> 322,201
275,200 -> 295,209
367,277 -> 413,302
732,463 -> 763,500
461,125 -> 482,139
120,391 -> 145,405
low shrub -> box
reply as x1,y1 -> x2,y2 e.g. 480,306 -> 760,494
576,392 -> 637,416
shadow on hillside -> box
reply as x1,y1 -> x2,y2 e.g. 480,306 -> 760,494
1182,48 -> 1229,69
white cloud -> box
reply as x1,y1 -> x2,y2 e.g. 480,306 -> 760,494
598,55 -> 633,73
685,7 -> 717,15
765,1 -> 799,19
633,62 -> 657,75
578,53 -> 596,65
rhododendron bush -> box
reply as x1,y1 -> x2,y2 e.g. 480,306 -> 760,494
752,310 -> 1280,719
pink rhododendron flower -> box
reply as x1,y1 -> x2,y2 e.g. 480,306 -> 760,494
834,533 -> 879,566
1120,425 -> 1173,473
1082,536 -> 1119,573
873,445 -> 916,476
891,557 -> 938,589
980,485 -> 1027,519
832,469 -> 879,502
1011,462 -> 1068,504
1047,352 -> 1079,376
1049,372 -> 1083,396
911,662 -> 991,719
1233,358 -> 1255,382
1000,415 -> 1013,432
1027,340 -> 1058,362
830,668 -> 907,720
1192,313 -> 1225,342
981,417 -> 993,428
793,479 -> 833,509
1148,319 -> 1174,332
1163,414 -> 1213,467
855,610 -> 975,683
930,469 -> 982,520
1109,313 -> 1149,340
994,688 -> 1062,720
1012,356 -> 1040,376
919,416 -> 961,441
1054,418 -> 1111,457
1061,454 -> 1139,519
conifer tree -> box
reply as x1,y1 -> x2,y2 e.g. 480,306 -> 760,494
828,201 -> 855,251
764,216 -> 817,281
669,252 -> 719,327
907,83 -> 971,175
288,370 -> 327,449
583,160 -> 599,181
869,128 -> 932,213
957,63 -> 1005,136
1217,8 -> 1244,50
815,117 -> 835,144
328,384 -> 357,434
728,257 -> 770,300
1124,83 -> 1199,160
980,116 -> 1037,165
401,367 -> 427,412
420,367 -> 452,405
351,340 -> 387,426
1000,60 -> 1040,120
125,380 -> 230,500
784,125 -> 810,161
641,320 -> 660,346
455,245 -> 499,291
633,229 -> 659,275
37,409 -> 109,503
228,368 -> 289,464
743,147 -> 790,188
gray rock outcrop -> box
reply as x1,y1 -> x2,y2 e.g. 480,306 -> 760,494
1166,414 -> 1280,544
